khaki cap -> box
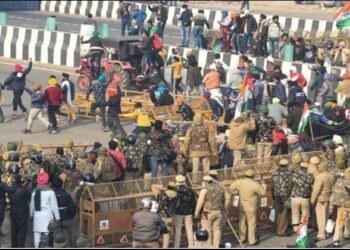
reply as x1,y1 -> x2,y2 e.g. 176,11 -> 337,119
209,170 -> 218,176
176,175 -> 186,183
291,154 -> 302,164
244,169 -> 255,177
203,176 -> 214,182
300,162 -> 308,168
279,159 -> 289,166
166,190 -> 177,199
310,157 -> 320,165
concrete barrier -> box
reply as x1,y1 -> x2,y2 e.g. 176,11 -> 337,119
40,0 -> 337,33
0,25 -> 80,67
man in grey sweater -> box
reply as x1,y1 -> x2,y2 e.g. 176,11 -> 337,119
268,97 -> 288,125
132,197 -> 167,248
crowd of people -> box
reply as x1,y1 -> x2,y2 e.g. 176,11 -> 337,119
2,0 -> 350,249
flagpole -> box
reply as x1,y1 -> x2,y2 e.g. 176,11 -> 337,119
308,118 -> 316,151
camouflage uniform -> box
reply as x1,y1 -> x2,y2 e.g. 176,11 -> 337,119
272,167 -> 292,235
94,154 -> 115,184
123,144 -> 142,180
20,161 -> 40,187
330,174 -> 350,244
289,169 -> 314,232
50,155 -> 69,177
65,148 -> 78,161
76,159 -> 94,175
61,169 -> 82,199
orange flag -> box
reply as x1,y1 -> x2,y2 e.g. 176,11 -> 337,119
333,1 -> 350,20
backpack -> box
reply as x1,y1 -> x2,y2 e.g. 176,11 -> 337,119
69,80 -> 75,101
99,156 -> 116,182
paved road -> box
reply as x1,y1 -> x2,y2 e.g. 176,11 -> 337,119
6,10 -> 185,46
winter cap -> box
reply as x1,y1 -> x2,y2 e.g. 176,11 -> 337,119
37,171 -> 49,186
221,10 -> 229,17
14,64 -> 23,72
244,169 -> 255,177
272,98 -> 280,104
48,77 -> 57,87
62,72 -> 70,78
98,75 -> 106,83
290,66 -> 297,72
93,31 -> 100,37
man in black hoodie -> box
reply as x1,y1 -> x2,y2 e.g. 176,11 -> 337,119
51,177 -> 76,247
7,173 -> 30,247
158,88 -> 174,106
3,59 -> 32,118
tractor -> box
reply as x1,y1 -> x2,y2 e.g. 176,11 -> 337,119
76,36 -> 148,91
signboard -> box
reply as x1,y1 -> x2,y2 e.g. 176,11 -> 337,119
96,236 -> 105,245
120,235 -> 129,244
99,220 -> 109,231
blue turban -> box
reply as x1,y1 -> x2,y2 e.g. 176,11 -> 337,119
221,10 -> 228,17
93,31 -> 100,37
157,87 -> 166,94
98,75 -> 106,83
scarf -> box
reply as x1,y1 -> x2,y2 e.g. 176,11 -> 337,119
34,186 -> 51,212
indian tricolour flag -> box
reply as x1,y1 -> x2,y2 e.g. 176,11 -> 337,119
234,72 -> 251,120
296,218 -> 309,248
334,2 -> 350,30
297,103 -> 310,134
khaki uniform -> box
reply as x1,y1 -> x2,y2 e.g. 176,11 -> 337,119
230,178 -> 266,245
195,182 -> 225,248
181,114 -> 216,184
330,177 -> 350,243
190,242 -> 213,249
227,118 -> 256,167
64,148 -> 78,161
311,171 -> 334,239
308,163 -> 319,178
76,159 -> 94,175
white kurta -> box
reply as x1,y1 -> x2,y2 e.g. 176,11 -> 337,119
30,188 -> 60,233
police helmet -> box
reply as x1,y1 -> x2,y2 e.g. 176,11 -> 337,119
82,173 -> 95,183
127,134 -> 137,145
8,163 -> 20,174
31,152 -> 43,165
64,159 -> 76,170
196,228 -> 209,241
8,151 -> 20,162
140,197 -> 152,209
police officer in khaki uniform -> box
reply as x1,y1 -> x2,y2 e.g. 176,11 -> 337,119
195,176 -> 225,248
209,170 -> 231,211
272,159 -> 292,237
180,113 -> 217,184
64,139 -> 78,161
329,168 -> 350,247
289,154 -> 302,173
76,151 -> 94,175
229,169 -> 266,246
151,182 -> 177,248
310,162 -> 334,241
308,156 -> 320,178
288,162 -> 314,232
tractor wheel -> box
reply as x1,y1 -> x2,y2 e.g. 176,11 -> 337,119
112,64 -> 130,89
78,74 -> 92,92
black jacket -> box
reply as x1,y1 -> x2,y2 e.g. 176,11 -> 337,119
7,184 -> 31,219
148,5 -> 168,23
288,86 -> 306,109
106,87 -> 122,116
0,182 -> 17,210
179,9 -> 193,27
4,61 -> 32,91
140,37 -> 153,55
158,92 -> 174,106
81,37 -> 104,54
241,15 -> 257,34
294,44 -> 305,61
54,188 -> 76,221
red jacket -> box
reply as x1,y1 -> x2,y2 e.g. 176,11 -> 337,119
44,87 -> 64,105
108,149 -> 127,179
